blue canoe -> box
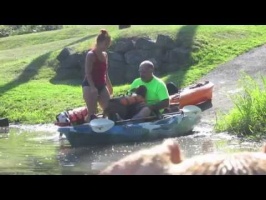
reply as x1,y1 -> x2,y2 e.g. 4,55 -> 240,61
58,106 -> 202,147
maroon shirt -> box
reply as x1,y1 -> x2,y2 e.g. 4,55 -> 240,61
85,50 -> 107,87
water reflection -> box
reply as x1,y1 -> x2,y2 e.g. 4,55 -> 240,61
58,141 -> 163,175
0,125 -> 264,175
0,129 -> 61,175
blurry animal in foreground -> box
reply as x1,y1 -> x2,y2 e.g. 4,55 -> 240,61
99,139 -> 181,175
104,85 -> 147,121
99,139 -> 266,175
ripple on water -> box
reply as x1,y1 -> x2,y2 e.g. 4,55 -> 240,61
10,123 -> 59,133
2,121 -> 265,175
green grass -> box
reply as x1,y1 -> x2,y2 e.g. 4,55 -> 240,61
1,25 -> 266,124
215,73 -> 266,139
0,25 -> 117,51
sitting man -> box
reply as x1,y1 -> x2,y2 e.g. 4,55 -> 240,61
104,85 -> 147,121
129,60 -> 170,119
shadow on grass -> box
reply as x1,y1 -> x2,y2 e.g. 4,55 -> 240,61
0,27 -> 199,96
0,52 -> 52,97
51,26 -> 200,88
49,34 -> 100,86
0,34 -> 98,96
66,34 -> 97,47
164,25 -> 198,88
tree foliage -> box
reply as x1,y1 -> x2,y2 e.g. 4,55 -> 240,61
0,25 -> 63,38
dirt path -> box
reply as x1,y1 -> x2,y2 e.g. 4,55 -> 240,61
197,44 -> 266,126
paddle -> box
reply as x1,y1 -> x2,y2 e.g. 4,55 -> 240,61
82,115 -> 159,133
83,118 -> 115,133
59,118 -> 115,136
113,105 -> 201,126
115,115 -> 158,125
82,105 -> 201,133
181,105 -> 202,117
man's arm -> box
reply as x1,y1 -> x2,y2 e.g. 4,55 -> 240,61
149,99 -> 169,112
149,81 -> 170,111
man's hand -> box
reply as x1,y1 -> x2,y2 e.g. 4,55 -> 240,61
170,94 -> 180,103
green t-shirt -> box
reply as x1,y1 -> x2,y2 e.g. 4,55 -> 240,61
130,76 -> 169,106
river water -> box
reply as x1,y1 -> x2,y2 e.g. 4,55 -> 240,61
0,122 -> 264,175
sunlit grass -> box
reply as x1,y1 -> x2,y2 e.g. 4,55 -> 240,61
1,25 -> 266,123
215,73 -> 266,138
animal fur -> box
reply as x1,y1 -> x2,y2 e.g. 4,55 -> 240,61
104,98 -> 128,120
56,111 -> 70,123
104,85 -> 147,121
99,139 -> 266,175
168,148 -> 266,175
99,139 -> 182,175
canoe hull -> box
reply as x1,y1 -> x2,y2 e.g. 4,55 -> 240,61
170,81 -> 214,108
58,112 -> 201,147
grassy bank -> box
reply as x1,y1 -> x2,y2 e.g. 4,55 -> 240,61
215,74 -> 266,139
1,25 -> 266,124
